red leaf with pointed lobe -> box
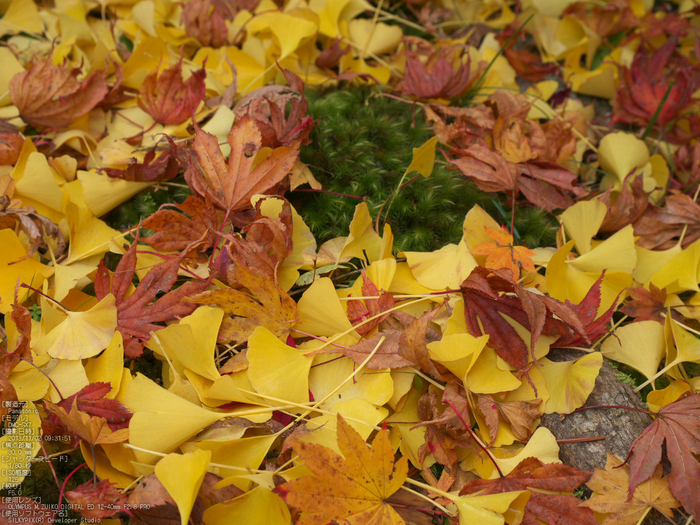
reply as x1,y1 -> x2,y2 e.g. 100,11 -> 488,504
138,60 -> 206,125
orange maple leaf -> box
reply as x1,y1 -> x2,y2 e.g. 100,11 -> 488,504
470,225 -> 535,279
274,415 -> 409,525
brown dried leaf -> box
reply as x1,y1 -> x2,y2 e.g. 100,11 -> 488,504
9,57 -> 108,129
461,457 -> 597,525
306,330 -> 417,370
599,174 -> 650,233
581,454 -> 680,525
634,192 -> 700,250
138,60 -> 206,125
182,0 -> 229,48
191,239 -> 298,344
141,194 -> 220,257
476,394 -> 542,443
184,116 -> 299,215
619,284 -> 679,323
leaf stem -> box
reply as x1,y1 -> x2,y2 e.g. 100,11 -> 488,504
443,399 -> 504,478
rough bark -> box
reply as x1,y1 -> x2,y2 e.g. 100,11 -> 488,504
541,349 -> 683,525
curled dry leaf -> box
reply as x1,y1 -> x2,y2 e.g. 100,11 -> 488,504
65,479 -> 127,519
460,457 -> 597,525
138,60 -> 206,125
346,270 -> 394,335
9,57 -> 108,129
633,192 -> 700,250
624,393 -> 700,521
103,140 -> 181,183
476,394 -> 542,443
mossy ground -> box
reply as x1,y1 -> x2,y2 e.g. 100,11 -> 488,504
107,84 -> 559,252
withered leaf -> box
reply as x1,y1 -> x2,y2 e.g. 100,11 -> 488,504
460,267 -> 588,370
619,283 -> 680,323
65,479 -> 126,519
141,194 -> 221,257
305,330 -> 417,370
633,192 -> 700,250
184,117 -> 299,215
400,55 -> 481,99
460,457 -> 597,525
476,394 -> 542,443
398,306 -> 448,380
103,140 -> 180,183
94,238 -> 207,358
346,271 -> 394,336
599,174 -> 650,233
581,454 -> 680,525
138,60 -> 206,126
624,393 -> 700,520
9,57 -> 108,129
191,239 -> 298,345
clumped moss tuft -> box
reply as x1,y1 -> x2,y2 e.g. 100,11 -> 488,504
293,84 -> 558,252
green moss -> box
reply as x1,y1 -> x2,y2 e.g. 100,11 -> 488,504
293,84 -> 558,252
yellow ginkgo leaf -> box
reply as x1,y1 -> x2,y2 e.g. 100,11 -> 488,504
247,326 -> 312,405
406,136 -> 438,178
403,240 -> 477,291
538,353 -> 603,414
295,277 -> 360,340
85,331 -> 125,398
427,332 -> 489,384
0,229 -> 54,314
347,19 -> 403,58
155,449 -> 211,525
124,374 -> 230,464
598,131 -> 649,184
34,294 -> 117,360
337,202 -> 383,264
64,201 -> 121,264
308,353 -> 393,410
0,0 -> 43,37
147,306 -> 224,382
47,359 -> 89,402
203,487 -> 291,525
192,435 -> 277,490
546,240 -> 632,315
471,427 -> 561,479
559,199 -> 607,255
454,491 -> 530,525
601,320 -> 665,381
649,238 -> 700,293
647,380 -> 691,413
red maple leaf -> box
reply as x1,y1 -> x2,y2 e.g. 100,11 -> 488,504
94,238 -> 207,358
103,140 -> 180,183
346,270 -> 394,336
138,59 -> 206,126
460,457 -> 597,525
43,383 -> 132,446
612,38 -> 700,133
460,267 -> 588,370
625,393 -> 700,520
65,479 -> 126,519
400,55 -> 481,99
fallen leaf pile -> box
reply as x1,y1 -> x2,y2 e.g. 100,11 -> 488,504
0,0 -> 699,524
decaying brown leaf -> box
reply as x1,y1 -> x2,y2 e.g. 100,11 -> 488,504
9,57 -> 108,129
